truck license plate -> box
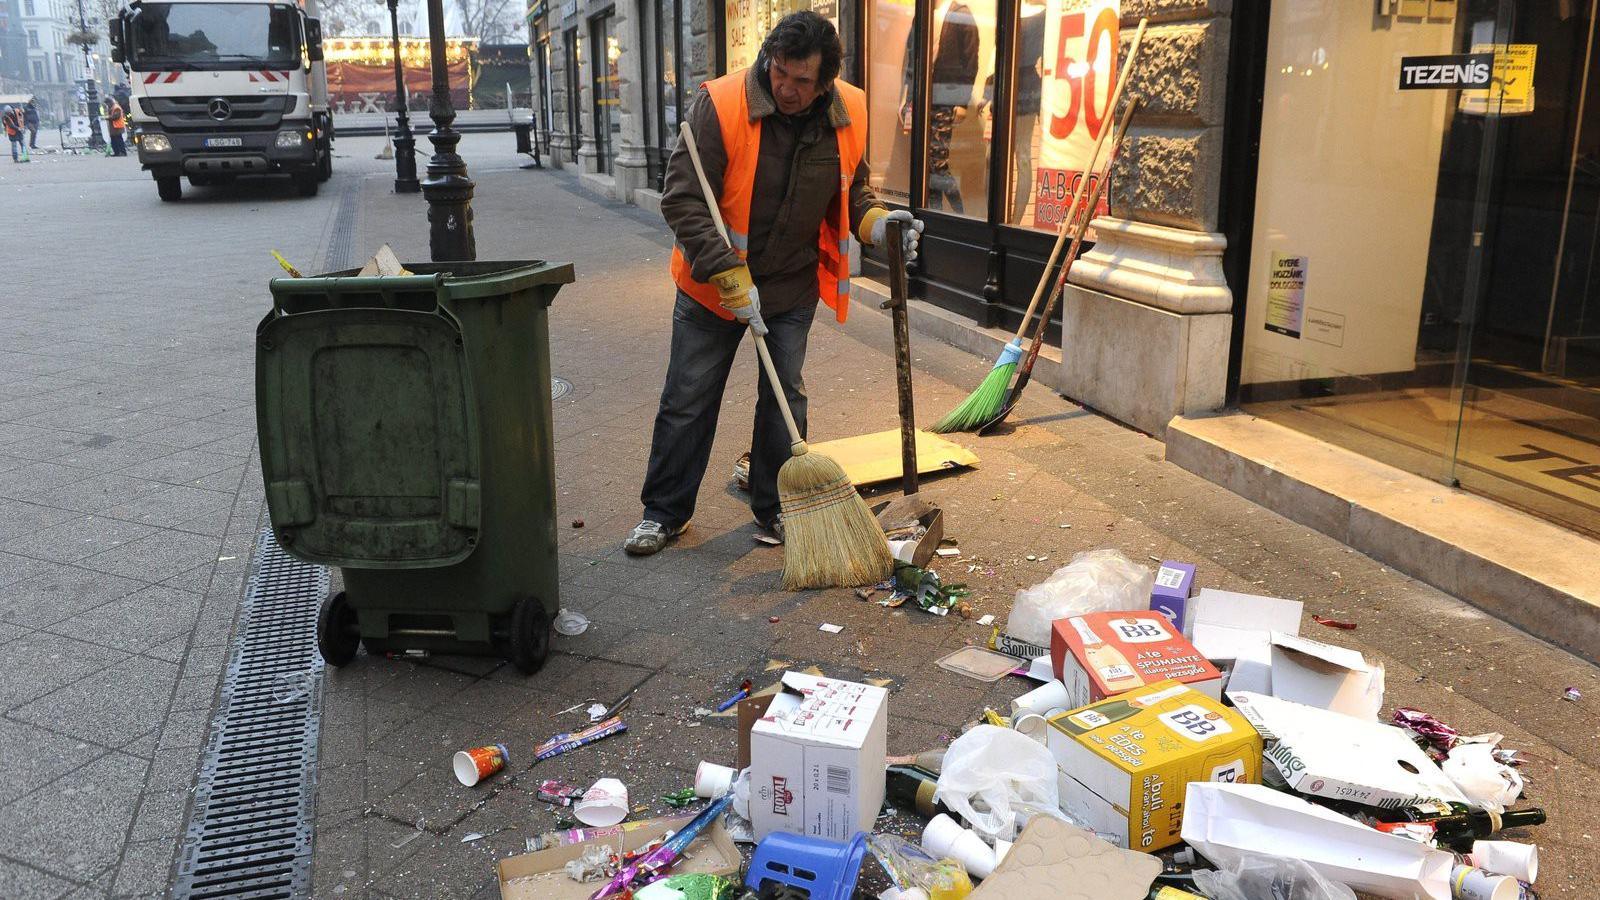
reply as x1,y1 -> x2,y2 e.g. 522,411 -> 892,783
204,137 -> 243,148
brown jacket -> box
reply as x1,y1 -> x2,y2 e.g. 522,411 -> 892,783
661,66 -> 884,316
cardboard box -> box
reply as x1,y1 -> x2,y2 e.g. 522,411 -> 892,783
1149,561 -> 1197,628
746,671 -> 888,841
1187,589 -> 1304,695
1045,680 -> 1263,852
1269,632 -> 1385,720
1228,691 -> 1467,809
496,815 -> 739,900
1051,611 -> 1222,710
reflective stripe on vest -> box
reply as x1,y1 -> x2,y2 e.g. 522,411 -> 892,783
669,71 -> 868,324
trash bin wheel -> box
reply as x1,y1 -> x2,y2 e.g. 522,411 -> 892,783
508,596 -> 551,675
317,591 -> 361,667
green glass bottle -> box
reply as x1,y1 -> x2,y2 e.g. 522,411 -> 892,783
885,764 -> 950,819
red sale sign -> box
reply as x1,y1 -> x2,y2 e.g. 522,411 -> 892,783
1034,0 -> 1119,230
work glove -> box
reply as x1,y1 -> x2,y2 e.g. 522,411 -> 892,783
711,264 -> 767,336
866,209 -> 925,264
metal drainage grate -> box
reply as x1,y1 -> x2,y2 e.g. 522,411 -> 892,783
552,376 -> 572,401
323,180 -> 361,272
172,529 -> 328,900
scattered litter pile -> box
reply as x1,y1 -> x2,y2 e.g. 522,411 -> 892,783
467,550 -> 1546,900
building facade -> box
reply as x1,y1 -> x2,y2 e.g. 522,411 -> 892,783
532,0 -> 1600,542
13,0 -> 116,123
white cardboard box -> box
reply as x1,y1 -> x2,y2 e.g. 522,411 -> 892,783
749,671 -> 888,841
1188,589 -> 1304,694
1228,691 -> 1467,809
1269,632 -> 1385,720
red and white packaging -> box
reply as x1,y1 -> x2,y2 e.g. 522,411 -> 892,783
1050,611 -> 1222,710
748,672 -> 888,841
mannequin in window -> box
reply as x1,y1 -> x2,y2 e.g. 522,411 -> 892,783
904,0 -> 978,213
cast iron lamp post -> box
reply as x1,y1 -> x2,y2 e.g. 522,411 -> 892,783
422,0 -> 474,261
385,0 -> 420,192
71,0 -> 104,151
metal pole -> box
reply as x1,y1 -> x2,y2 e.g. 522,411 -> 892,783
387,0 -> 420,192
422,0 -> 474,261
884,219 -> 918,495
76,0 -> 104,150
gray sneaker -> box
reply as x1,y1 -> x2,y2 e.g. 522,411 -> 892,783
623,519 -> 687,556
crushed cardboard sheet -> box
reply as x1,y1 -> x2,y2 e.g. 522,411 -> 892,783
970,815 -> 1162,899
809,429 -> 979,486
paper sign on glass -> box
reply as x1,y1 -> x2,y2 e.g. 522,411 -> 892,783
1033,0 -> 1119,230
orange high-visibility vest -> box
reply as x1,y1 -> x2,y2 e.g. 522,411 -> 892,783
670,70 -> 868,324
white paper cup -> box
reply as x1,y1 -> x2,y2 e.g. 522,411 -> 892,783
694,760 -> 737,799
922,814 -> 998,879
1012,712 -> 1049,741
1011,680 -> 1072,719
1451,865 -> 1520,900
1467,841 -> 1538,885
574,777 -> 629,827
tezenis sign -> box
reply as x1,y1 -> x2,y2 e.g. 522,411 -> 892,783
1398,53 -> 1493,90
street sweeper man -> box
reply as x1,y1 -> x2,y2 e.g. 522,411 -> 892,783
624,10 -> 925,556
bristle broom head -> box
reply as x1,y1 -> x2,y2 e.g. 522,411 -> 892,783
777,452 -> 894,590
932,362 -> 1015,433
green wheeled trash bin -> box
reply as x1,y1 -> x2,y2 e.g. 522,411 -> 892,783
255,260 -> 574,674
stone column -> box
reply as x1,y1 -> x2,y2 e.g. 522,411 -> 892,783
1060,0 -> 1234,438
548,22 -> 573,169
612,0 -> 651,201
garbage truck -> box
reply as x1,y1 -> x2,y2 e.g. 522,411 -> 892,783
109,0 -> 332,201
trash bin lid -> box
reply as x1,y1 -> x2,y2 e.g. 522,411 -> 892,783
256,304 -> 481,569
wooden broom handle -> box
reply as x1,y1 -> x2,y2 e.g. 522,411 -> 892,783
1010,17 -> 1147,342
678,121 -> 806,450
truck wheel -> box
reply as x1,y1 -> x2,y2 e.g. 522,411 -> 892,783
292,170 -> 318,197
316,144 -> 332,182
156,176 -> 181,201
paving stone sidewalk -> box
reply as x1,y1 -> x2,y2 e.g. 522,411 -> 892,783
305,162 -> 1600,899
1,135 -> 1594,899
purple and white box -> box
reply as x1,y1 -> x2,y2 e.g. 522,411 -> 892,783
1150,561 -> 1197,628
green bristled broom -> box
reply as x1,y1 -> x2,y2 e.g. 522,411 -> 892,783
932,18 -> 1148,433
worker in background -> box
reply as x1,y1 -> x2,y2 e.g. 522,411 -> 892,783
105,98 -> 128,157
624,10 -> 924,556
23,99 -> 39,150
3,106 -> 26,162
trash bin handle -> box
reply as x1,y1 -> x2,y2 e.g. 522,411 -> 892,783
269,272 -> 449,316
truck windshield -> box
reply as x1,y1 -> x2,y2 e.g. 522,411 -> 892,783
128,3 -> 299,70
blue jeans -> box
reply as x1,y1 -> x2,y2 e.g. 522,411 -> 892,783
8,137 -> 21,161
640,291 -> 816,529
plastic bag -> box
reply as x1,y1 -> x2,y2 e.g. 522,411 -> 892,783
864,835 -> 969,899
1442,743 -> 1523,814
1192,853 -> 1357,900
1004,550 -> 1153,646
932,725 -> 1058,842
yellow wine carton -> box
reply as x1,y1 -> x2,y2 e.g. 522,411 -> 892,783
1045,680 -> 1262,852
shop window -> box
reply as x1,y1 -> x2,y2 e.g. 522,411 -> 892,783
923,0 -> 993,217
591,9 -> 621,174
724,0 -> 843,73
865,0 -> 914,205
1237,0 -> 1600,537
565,27 -> 583,163
1005,0 -> 1116,230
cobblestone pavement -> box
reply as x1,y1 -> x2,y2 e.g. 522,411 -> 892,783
1,135 -> 1596,899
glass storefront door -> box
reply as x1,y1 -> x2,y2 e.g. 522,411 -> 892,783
1238,0 -> 1600,538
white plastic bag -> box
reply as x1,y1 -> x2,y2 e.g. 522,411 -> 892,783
1442,743 -> 1523,814
1005,549 -> 1154,646
932,725 -> 1057,842
1193,853 -> 1358,900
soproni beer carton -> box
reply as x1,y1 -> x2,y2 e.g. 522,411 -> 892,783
748,672 -> 889,841
1051,610 -> 1222,710
1045,680 -> 1263,852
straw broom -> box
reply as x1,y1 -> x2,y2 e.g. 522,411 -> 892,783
932,18 -> 1148,433
678,122 -> 894,590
